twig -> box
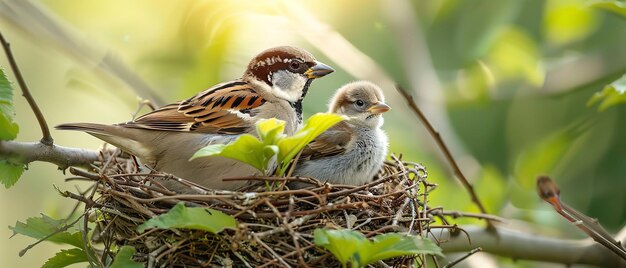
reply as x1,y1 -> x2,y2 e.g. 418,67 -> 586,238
429,208 -> 506,223
394,85 -> 491,224
252,234 -> 291,268
536,175 -> 626,260
0,32 -> 52,145
285,149 -> 304,177
443,247 -> 482,268
255,215 -> 315,238
0,141 -> 99,169
439,225 -> 626,267
59,189 -> 96,208
427,225 -> 472,245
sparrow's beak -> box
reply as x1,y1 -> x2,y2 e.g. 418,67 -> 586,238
367,102 -> 391,114
305,61 -> 335,79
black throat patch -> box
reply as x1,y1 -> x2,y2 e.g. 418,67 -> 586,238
292,79 -> 314,123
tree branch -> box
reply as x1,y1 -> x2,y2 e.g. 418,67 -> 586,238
0,140 -> 98,169
0,31 -> 52,145
395,85 -> 491,222
537,175 -> 626,260
438,226 -> 626,267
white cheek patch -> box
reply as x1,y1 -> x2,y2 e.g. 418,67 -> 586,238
270,86 -> 298,102
273,73 -> 307,102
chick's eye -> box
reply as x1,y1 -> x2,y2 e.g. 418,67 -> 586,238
289,60 -> 302,71
355,100 -> 365,107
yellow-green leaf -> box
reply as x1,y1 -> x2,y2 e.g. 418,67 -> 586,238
256,118 -> 286,145
191,134 -> 269,172
364,233 -> 443,263
277,113 -> 344,172
137,202 -> 237,233
587,74 -> 626,111
314,229 -> 442,267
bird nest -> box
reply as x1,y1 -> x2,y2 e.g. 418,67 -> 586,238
61,146 -> 466,267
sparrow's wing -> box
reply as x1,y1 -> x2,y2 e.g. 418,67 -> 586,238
124,80 -> 266,134
300,121 -> 354,160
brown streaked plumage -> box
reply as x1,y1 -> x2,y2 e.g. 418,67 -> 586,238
57,46 -> 334,192
300,121 -> 354,160
124,81 -> 266,134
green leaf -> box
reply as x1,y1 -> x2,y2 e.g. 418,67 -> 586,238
0,160 -> 24,188
137,202 -> 237,233
277,113 -> 344,173
191,114 -> 342,176
42,248 -> 88,268
0,68 -> 19,140
314,229 -> 442,267
9,214 -> 83,248
256,118 -> 286,145
191,143 -> 227,158
590,1 -> 626,18
365,233 -> 443,263
587,74 -> 626,111
191,134 -> 270,172
110,246 -> 143,268
314,229 -> 364,265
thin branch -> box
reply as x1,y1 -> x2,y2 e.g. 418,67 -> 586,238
394,85 -> 490,221
439,226 -> 626,267
0,32 -> 52,145
537,175 -> 626,260
0,140 -> 99,169
442,247 -> 482,268
429,208 -> 506,223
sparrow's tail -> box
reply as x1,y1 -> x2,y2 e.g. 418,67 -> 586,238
56,123 -> 151,159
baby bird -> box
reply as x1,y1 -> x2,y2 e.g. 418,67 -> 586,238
293,81 -> 390,186
56,46 -> 334,191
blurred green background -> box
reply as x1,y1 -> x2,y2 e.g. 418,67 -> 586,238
1,0 -> 625,267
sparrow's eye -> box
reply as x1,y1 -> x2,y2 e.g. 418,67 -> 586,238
288,60 -> 303,72
355,100 -> 365,107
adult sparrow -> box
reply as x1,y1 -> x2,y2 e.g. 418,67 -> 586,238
57,46 -> 334,191
292,81 -> 390,186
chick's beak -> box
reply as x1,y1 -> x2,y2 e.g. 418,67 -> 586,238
367,102 -> 391,114
305,61 -> 335,79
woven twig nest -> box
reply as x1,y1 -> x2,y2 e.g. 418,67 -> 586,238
63,146 -> 453,267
